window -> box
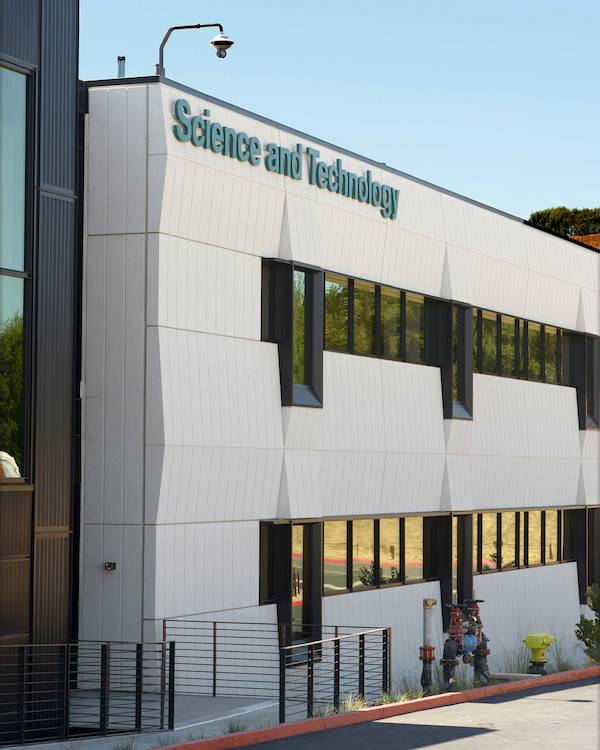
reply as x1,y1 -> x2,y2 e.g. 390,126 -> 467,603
0,66 -> 27,272
380,286 -> 401,359
291,525 -> 304,637
0,66 -> 28,480
379,518 -> 401,584
352,519 -> 375,589
481,311 -> 498,374
481,513 -> 498,571
586,336 -> 599,427
473,514 -> 480,572
518,512 -> 526,567
324,273 -> 349,352
544,326 -> 560,385
517,318 -> 527,378
500,316 -> 516,377
404,516 -> 423,581
544,510 -> 560,563
500,512 -> 517,568
451,516 -> 458,604
528,511 -> 542,565
353,280 -> 376,356
293,270 -> 306,385
472,309 -> 480,372
323,521 -> 348,594
528,322 -> 542,382
405,292 -> 425,364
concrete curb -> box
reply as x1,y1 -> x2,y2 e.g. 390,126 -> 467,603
159,665 -> 600,750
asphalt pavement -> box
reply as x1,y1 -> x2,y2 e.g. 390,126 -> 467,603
249,679 -> 599,750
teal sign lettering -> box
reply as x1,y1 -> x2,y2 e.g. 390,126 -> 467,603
172,99 -> 399,220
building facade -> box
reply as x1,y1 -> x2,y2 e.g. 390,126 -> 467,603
78,76 -> 600,678
0,0 -> 80,646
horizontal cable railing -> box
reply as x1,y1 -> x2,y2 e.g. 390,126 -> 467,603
0,641 -> 175,746
163,619 -> 391,723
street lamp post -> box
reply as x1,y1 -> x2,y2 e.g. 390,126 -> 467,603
155,23 -> 234,76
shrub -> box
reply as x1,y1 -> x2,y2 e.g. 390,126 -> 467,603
575,583 -> 600,664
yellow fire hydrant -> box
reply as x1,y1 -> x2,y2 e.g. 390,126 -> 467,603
523,632 -> 556,675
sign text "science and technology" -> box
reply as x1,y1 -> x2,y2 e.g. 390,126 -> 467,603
173,99 -> 399,220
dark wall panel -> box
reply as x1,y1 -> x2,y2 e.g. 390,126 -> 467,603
0,560 -> 31,640
0,491 -> 32,557
0,0 -> 39,66
34,196 -> 74,529
32,535 -> 70,643
40,0 -> 78,191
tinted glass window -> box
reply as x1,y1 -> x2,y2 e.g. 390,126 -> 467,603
380,287 -> 401,359
500,316 -> 516,377
481,311 -> 498,374
323,521 -> 347,594
0,67 -> 26,272
518,512 -> 526,567
451,516 -> 458,604
353,280 -> 376,356
291,525 -> 304,637
500,512 -> 517,568
528,511 -> 542,565
404,516 -> 423,581
293,270 -> 306,384
324,273 -> 348,352
0,276 -> 24,476
473,514 -> 480,572
528,323 -> 542,381
481,512 -> 497,571
544,326 -> 559,384
405,292 -> 425,364
352,519 -> 375,588
472,310 -> 480,372
545,510 -> 559,563
379,518 -> 401,584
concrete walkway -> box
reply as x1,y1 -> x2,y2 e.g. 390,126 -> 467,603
3,695 -> 279,750
248,679 -> 599,750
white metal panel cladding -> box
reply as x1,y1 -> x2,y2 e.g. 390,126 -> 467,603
80,79 -> 600,656
473,563 -> 585,670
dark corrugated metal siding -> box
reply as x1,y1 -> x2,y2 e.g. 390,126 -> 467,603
40,0 -> 77,192
0,0 -> 39,66
34,196 -> 74,529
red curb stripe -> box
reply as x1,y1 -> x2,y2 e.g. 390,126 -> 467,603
157,665 -> 600,750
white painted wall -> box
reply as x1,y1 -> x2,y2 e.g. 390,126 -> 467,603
81,80 -> 598,673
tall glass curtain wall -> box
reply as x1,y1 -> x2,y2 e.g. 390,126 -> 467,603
0,65 -> 27,479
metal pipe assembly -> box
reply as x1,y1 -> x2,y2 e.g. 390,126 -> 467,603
419,598 -> 437,692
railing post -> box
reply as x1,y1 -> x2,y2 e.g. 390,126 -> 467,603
384,628 -> 392,694
333,636 -> 340,712
62,644 -> 71,739
99,643 -> 110,735
307,644 -> 314,718
358,635 -> 365,699
135,643 -> 143,732
168,641 -> 176,730
160,639 -> 166,729
18,645 -> 26,745
278,642 -> 286,724
212,621 -> 217,697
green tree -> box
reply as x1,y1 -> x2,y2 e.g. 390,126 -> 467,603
0,312 -> 24,470
528,207 -> 600,238
575,583 -> 600,664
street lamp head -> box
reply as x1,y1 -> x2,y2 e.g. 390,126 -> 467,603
209,32 -> 234,58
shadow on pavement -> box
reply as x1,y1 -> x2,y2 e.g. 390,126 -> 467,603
479,678 -> 598,705
251,722 -> 493,749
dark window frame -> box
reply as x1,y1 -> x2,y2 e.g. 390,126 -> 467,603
0,61 -> 35,484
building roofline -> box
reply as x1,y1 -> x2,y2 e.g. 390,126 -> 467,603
83,74 -> 598,254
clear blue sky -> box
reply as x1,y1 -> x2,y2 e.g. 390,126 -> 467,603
80,0 -> 599,220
